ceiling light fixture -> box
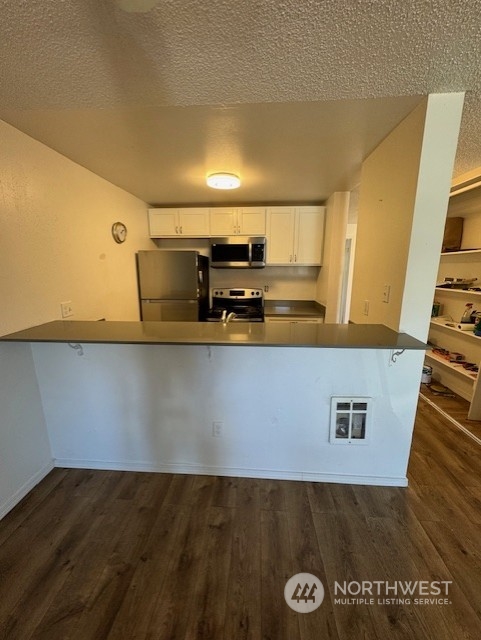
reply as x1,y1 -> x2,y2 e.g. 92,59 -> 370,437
206,173 -> 241,190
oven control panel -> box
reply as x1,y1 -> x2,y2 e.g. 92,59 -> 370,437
211,288 -> 263,300
207,288 -> 264,322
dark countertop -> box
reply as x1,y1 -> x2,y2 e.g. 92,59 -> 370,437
0,320 -> 427,350
264,299 -> 325,318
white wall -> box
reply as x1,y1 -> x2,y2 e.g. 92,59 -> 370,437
32,341 -> 424,486
211,265 -> 319,300
0,119 -> 153,518
0,120 -> 153,336
0,343 -> 52,519
316,192 -> 350,321
335,222 -> 358,324
350,94 -> 465,341
350,101 -> 427,329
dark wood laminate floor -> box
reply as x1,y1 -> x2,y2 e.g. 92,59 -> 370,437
1,399 -> 480,639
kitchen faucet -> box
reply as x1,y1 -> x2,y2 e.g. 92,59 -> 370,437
222,310 -> 236,324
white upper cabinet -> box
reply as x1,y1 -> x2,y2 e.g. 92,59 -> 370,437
209,208 -> 238,236
209,207 -> 266,236
266,206 -> 325,265
237,207 -> 266,235
148,208 -> 178,236
148,208 -> 210,237
148,207 -> 324,258
179,209 -> 210,236
296,207 -> 326,264
265,207 -> 297,263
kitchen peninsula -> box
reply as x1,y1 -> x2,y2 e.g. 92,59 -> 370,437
1,320 -> 425,349
2,321 -> 427,488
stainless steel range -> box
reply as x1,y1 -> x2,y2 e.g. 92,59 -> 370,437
206,288 -> 264,322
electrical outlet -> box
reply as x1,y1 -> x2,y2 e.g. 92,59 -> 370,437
60,301 -> 73,318
212,421 -> 223,437
363,300 -> 369,316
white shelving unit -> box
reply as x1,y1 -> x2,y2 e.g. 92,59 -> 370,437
435,287 -> 481,297
430,318 -> 481,342
428,179 -> 481,418
441,249 -> 481,256
425,350 -> 477,381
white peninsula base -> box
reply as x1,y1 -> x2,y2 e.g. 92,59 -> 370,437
31,342 -> 423,487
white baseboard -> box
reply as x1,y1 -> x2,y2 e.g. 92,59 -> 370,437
54,458 -> 407,487
0,460 -> 55,521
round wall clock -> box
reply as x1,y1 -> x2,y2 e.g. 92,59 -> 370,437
111,221 -> 127,244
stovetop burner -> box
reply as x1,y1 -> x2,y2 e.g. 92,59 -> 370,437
206,288 -> 264,322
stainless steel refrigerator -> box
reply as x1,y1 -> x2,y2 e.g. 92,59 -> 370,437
136,250 -> 209,321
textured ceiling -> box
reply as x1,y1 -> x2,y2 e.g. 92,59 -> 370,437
1,0 -> 481,204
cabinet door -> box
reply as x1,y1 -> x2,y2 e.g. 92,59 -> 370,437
210,208 -> 238,236
289,317 -> 324,323
265,316 -> 324,324
178,208 -> 210,236
295,207 -> 325,265
266,207 -> 296,264
238,207 -> 266,235
148,208 -> 179,237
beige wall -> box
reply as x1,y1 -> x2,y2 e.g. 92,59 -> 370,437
0,119 -> 152,336
350,101 -> 426,330
350,93 -> 464,340
316,192 -> 350,321
0,119 -> 153,520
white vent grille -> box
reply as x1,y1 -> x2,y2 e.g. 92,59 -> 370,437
330,397 -> 372,445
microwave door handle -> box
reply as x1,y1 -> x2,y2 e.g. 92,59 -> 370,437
248,243 -> 252,265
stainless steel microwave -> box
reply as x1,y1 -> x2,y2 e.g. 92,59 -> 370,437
210,237 -> 266,268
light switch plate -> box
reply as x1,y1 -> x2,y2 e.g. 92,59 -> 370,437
382,284 -> 391,303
